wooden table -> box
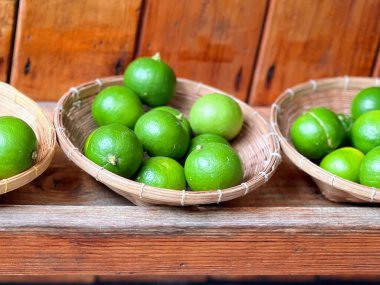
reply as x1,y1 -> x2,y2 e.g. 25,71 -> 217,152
0,105 -> 379,276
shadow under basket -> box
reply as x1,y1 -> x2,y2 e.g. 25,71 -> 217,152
271,76 -> 380,203
54,76 -> 281,206
0,83 -> 56,195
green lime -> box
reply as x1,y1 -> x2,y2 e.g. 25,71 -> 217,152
123,53 -> 176,107
189,93 -> 243,140
359,146 -> 380,188
84,124 -> 143,178
290,107 -> 346,160
91,86 -> 144,129
351,87 -> 380,119
134,109 -> 190,159
184,143 -> 243,191
136,156 -> 186,190
320,147 -> 364,183
337,113 -> 354,146
351,110 -> 380,153
154,106 -> 191,137
188,133 -> 230,154
0,116 -> 38,179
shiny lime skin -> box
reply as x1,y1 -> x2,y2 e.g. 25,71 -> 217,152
0,116 -> 38,179
187,133 -> 230,154
91,86 -> 144,129
359,146 -> 380,188
337,113 -> 354,146
134,110 -> 190,159
123,55 -> 176,107
184,143 -> 243,191
351,110 -> 380,154
189,93 -> 243,140
351,87 -> 380,119
290,107 -> 346,160
154,106 -> 192,137
320,147 -> 364,183
136,156 -> 186,190
84,124 -> 143,178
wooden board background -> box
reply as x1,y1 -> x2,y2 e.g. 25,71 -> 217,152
249,0 -> 380,105
0,0 -> 16,82
9,0 -> 142,101
3,0 -> 380,104
136,0 -> 268,101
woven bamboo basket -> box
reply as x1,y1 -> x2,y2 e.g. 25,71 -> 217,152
0,82 -> 56,194
271,76 -> 380,203
54,76 -> 281,206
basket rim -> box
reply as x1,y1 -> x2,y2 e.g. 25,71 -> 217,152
0,82 -> 56,194
54,76 -> 282,205
270,75 -> 380,203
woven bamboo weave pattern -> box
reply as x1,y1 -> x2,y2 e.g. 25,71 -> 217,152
271,76 -> 380,203
54,77 -> 281,206
0,83 -> 56,194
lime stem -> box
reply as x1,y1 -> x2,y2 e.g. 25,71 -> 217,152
195,145 -> 203,151
107,154 -> 118,166
31,151 -> 38,160
176,113 -> 183,120
151,52 -> 161,61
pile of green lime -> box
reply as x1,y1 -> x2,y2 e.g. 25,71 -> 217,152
0,116 -> 38,179
291,86 -> 380,188
85,53 -> 244,192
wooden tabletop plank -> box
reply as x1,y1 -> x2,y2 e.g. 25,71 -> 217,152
0,206 -> 380,275
1,206 -> 379,232
0,104 -> 379,275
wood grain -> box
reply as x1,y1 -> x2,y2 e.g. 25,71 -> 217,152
0,276 -> 94,283
10,0 -> 142,101
374,50 -> 380,77
249,0 -> 380,105
0,106 -> 379,275
0,206 -> 380,275
137,0 -> 267,101
0,0 -> 16,81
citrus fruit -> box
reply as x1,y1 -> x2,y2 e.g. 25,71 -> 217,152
91,86 -> 144,129
351,110 -> 380,153
84,124 -> 143,178
123,53 -> 176,107
184,143 -> 243,191
320,147 -> 364,183
351,87 -> 380,119
0,116 -> 38,179
337,113 -> 354,146
136,156 -> 186,190
290,107 -> 346,160
188,133 -> 230,154
189,93 -> 243,140
359,146 -> 380,188
154,106 -> 191,137
134,109 -> 190,159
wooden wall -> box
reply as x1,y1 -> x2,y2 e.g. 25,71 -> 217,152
1,0 -> 380,105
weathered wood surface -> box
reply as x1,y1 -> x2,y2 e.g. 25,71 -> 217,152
10,0 -> 142,101
0,206 -> 380,275
374,51 -> 380,77
0,0 -> 16,81
249,0 -> 380,105
137,0 -> 267,101
0,105 -> 379,275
